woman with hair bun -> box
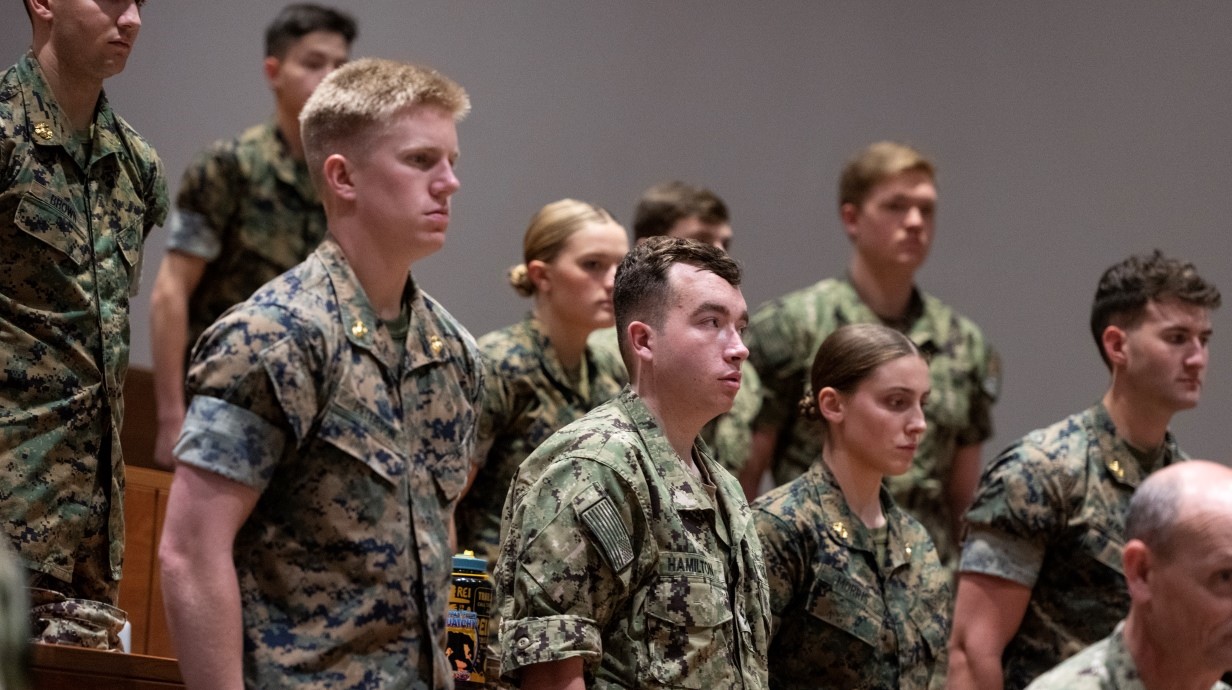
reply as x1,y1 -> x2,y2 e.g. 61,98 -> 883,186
752,323 -> 951,690
455,199 -> 628,565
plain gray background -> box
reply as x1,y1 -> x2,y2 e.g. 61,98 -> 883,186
5,2 -> 1229,465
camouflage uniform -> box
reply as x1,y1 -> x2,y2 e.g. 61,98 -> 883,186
1025,622 -> 1231,690
0,52 -> 168,604
167,121 -> 327,351
589,325 -> 763,474
745,277 -> 998,564
456,315 -> 624,566
495,387 -> 771,689
176,238 -> 482,689
960,403 -> 1183,690
752,461 -> 950,690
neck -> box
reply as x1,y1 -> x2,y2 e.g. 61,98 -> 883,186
32,47 -> 101,131
633,376 -> 705,467
823,445 -> 886,528
275,108 -> 305,161
1102,386 -> 1171,453
1124,613 -> 1220,690
331,223 -> 412,321
532,303 -> 588,372
848,256 -> 916,322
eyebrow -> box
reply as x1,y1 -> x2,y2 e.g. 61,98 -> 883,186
691,302 -> 749,323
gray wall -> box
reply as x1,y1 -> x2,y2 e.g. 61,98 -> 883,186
5,2 -> 1229,464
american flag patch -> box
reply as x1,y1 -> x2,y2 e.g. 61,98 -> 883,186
580,497 -> 634,573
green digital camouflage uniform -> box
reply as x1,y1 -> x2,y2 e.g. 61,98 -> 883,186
0,52 -> 168,603
745,278 -> 998,564
176,238 -> 482,689
752,461 -> 951,690
495,387 -> 771,689
167,121 -> 327,351
1025,622 -> 1232,690
960,403 -> 1183,690
589,325 -> 763,474
456,315 -> 624,566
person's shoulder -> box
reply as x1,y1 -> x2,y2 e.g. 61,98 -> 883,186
752,278 -> 842,318
985,407 -> 1096,485
415,287 -> 482,362
751,469 -> 822,528
478,320 -> 536,370
1024,635 -> 1112,689
917,289 -> 992,345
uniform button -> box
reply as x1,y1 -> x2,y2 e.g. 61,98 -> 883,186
517,637 -> 531,649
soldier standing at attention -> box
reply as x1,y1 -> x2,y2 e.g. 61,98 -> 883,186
1026,461 -> 1232,690
158,59 -> 482,689
495,237 -> 771,689
948,251 -> 1220,690
589,180 -> 763,474
753,324 -> 951,690
1,0 -> 167,648
742,142 -> 998,565
149,3 -> 356,469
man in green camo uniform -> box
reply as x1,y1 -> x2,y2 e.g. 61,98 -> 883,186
743,142 -> 998,564
496,238 -> 770,689
1026,461 -> 1232,690
753,459 -> 951,690
1,0 -> 168,649
949,251 -> 1220,690
589,180 -> 762,474
158,59 -> 481,688
457,316 -> 624,566
149,4 -> 356,469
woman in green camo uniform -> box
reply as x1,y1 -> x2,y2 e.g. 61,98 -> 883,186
752,323 -> 951,690
455,199 -> 628,566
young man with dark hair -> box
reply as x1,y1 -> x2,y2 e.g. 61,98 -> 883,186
149,3 -> 357,468
949,250 -> 1220,690
159,58 -> 481,689
1,0 -> 167,648
1027,460 -> 1232,690
744,141 -> 999,566
496,236 -> 770,689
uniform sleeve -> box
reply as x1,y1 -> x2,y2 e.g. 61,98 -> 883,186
141,144 -> 169,234
472,352 -> 513,468
165,142 -> 241,261
175,306 -> 326,492
955,337 -> 1000,448
497,456 -> 644,678
750,505 -> 805,637
959,441 -> 1066,586
746,301 -> 807,431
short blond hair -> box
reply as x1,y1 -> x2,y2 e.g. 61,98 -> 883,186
838,141 -> 935,209
300,57 -> 470,189
508,199 -> 618,298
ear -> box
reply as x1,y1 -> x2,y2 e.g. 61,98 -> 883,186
839,202 -> 860,241
628,321 -> 654,365
321,153 -> 355,202
263,56 -> 281,88
28,0 -> 52,22
1122,539 -> 1153,603
1102,325 -> 1129,368
527,259 -> 549,294
818,387 -> 845,425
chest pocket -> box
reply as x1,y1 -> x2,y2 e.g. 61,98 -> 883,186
15,186 -> 88,265
318,384 -> 406,489
806,567 -> 884,649
644,573 -> 733,688
1079,525 -> 1125,575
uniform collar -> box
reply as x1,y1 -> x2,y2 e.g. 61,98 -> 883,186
521,314 -> 593,401
317,238 -> 451,373
263,120 -> 317,202
17,51 -> 123,168
835,276 -> 938,350
1087,402 -> 1181,489
805,460 -> 917,570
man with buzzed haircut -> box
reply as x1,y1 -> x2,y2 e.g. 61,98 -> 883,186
150,3 -> 357,468
497,237 -> 770,689
2,0 -> 167,649
1027,460 -> 1232,690
949,251 -> 1220,690
159,58 -> 481,689
591,180 -> 762,473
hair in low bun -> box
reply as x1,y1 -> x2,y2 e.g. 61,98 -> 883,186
508,263 -> 534,297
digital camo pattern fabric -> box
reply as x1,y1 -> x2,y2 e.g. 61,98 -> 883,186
494,388 -> 771,689
745,277 -> 999,565
752,461 -> 951,690
167,121 -> 327,350
455,315 -> 624,566
960,403 -> 1183,690
588,325 -> 763,474
0,52 -> 167,595
1025,622 -> 1231,690
176,238 -> 482,689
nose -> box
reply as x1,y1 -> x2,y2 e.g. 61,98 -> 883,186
907,403 -> 927,436
1184,338 -> 1209,370
603,265 -> 617,293
904,205 -> 924,228
118,1 -> 142,30
727,330 -> 750,364
433,162 -> 460,198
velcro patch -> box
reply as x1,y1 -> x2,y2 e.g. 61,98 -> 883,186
580,497 -> 634,573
